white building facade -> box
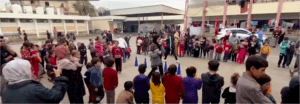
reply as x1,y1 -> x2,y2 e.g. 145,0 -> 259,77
0,3 -> 90,38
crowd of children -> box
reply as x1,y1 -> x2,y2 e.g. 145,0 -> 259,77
15,30 -> 299,104
17,33 -> 133,103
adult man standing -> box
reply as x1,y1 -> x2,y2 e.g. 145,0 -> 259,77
0,36 -> 17,95
272,27 -> 282,48
164,31 -> 178,63
236,55 -> 272,103
106,31 -> 113,43
118,36 -> 128,63
229,32 -> 240,46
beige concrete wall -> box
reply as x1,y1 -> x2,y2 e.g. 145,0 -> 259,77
91,20 -> 111,31
188,1 -> 300,17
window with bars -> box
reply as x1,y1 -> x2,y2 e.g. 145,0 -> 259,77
52,19 -> 62,23
77,20 -> 84,23
20,19 -> 33,23
37,19 -> 48,23
1,18 -> 15,23
65,20 -> 74,23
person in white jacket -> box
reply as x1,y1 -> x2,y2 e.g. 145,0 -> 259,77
118,37 -> 128,63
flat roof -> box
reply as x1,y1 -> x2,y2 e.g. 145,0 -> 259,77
110,4 -> 184,17
0,13 -> 91,20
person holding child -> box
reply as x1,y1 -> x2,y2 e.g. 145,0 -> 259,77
55,45 -> 84,103
236,55 -> 272,103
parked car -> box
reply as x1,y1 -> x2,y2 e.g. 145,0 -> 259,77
216,28 -> 268,42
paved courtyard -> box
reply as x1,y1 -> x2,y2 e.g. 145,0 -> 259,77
6,35 -> 294,103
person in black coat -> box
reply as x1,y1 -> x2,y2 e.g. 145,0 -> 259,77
2,59 -> 68,103
164,31 -> 178,61
248,36 -> 259,56
47,30 -> 51,39
281,76 -> 299,104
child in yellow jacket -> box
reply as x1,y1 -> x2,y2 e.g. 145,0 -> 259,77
261,42 -> 271,60
150,72 -> 165,104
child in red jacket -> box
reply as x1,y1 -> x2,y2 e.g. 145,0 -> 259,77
223,41 -> 232,62
215,43 -> 223,61
112,41 -> 124,73
103,57 -> 119,104
31,44 -> 41,80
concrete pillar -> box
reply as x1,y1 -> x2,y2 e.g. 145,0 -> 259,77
33,19 -> 39,37
161,13 -> 164,30
63,19 -> 67,35
138,15 -> 140,33
49,19 -> 54,36
86,20 -> 89,35
16,19 -> 22,35
74,20 -> 79,35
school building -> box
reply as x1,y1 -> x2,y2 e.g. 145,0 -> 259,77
90,5 -> 185,33
187,0 -> 300,34
0,1 -> 89,39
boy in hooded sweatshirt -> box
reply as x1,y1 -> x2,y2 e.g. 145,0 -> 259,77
201,60 -> 224,103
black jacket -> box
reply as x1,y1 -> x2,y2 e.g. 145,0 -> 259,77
107,33 -> 113,42
2,77 -> 68,103
281,76 -> 299,103
201,72 -> 224,103
0,47 -> 17,75
286,45 -> 295,55
166,35 -> 175,49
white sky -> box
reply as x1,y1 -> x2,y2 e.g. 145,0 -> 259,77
0,0 -> 186,10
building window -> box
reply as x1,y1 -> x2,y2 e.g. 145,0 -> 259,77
52,19 -> 62,23
20,19 -> 33,23
1,18 -> 15,23
37,19 -> 48,23
77,20 -> 84,23
45,2 -> 49,7
65,20 -> 74,23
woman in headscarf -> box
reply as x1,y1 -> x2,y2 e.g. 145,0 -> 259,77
2,59 -> 68,103
55,45 -> 84,103
149,35 -> 165,77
